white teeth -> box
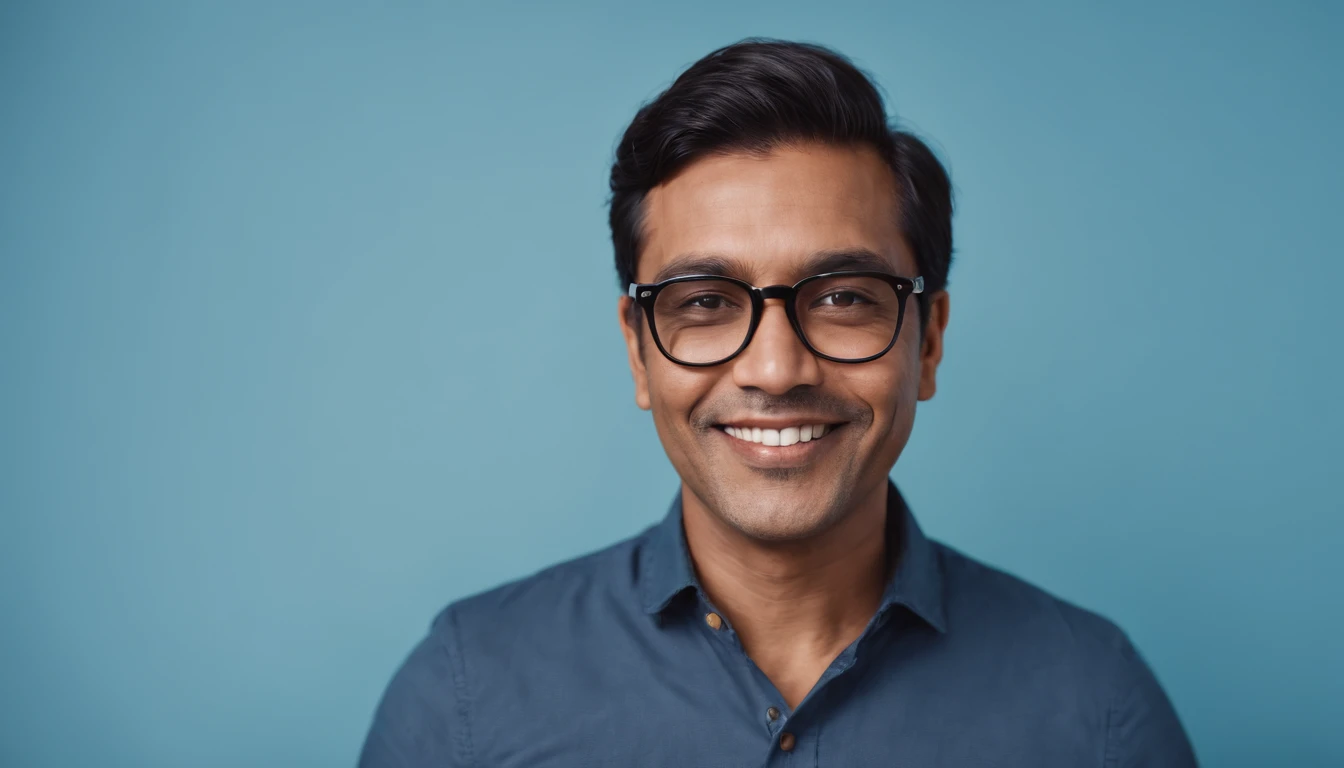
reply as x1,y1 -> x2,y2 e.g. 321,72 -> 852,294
723,423 -> 832,445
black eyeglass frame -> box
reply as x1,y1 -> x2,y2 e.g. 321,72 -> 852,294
627,270 -> 925,367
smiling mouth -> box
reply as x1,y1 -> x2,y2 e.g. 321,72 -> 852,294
716,423 -> 839,447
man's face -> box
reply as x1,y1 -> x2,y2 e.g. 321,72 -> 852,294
619,142 -> 948,541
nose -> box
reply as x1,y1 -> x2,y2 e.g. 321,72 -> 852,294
730,298 -> 823,394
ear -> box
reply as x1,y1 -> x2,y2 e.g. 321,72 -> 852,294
618,296 -> 653,410
917,291 -> 950,402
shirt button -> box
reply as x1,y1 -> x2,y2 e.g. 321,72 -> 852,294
779,732 -> 796,752
704,612 -> 723,630
766,706 -> 780,721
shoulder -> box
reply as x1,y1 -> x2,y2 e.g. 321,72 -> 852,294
934,540 -> 1133,665
930,542 -> 1196,765
424,525 -> 654,679
439,526 -> 646,635
358,529 -> 653,767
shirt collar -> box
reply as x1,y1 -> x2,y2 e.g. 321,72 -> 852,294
637,489 -> 699,615
636,479 -> 947,633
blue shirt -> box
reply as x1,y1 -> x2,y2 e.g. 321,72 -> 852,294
360,481 -> 1196,767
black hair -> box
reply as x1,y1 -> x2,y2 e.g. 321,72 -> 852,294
608,38 -> 953,327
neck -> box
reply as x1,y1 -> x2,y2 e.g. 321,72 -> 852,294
680,480 -> 892,703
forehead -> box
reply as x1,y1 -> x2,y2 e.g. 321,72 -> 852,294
639,143 -> 910,283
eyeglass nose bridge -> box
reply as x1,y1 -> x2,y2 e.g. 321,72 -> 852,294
742,284 -> 809,355
757,285 -> 795,301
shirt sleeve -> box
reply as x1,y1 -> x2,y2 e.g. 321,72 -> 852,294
1105,633 -> 1198,767
358,607 -> 472,768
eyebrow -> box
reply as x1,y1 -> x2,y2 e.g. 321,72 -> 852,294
800,248 -> 897,276
651,254 -> 741,283
649,248 -> 899,284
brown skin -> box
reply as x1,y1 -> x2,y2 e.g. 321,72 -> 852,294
618,142 -> 950,709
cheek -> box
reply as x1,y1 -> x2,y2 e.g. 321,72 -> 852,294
645,363 -> 717,429
644,366 -> 726,474
849,349 -> 921,433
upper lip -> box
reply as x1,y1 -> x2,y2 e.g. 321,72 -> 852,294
714,416 -> 846,429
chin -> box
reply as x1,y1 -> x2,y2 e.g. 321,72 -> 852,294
713,486 -> 849,542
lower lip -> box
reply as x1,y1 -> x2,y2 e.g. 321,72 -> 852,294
715,425 -> 843,468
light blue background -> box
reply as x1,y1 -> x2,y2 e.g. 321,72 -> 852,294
2,2 -> 1341,766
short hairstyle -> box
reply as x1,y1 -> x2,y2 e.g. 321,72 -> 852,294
608,38 -> 953,327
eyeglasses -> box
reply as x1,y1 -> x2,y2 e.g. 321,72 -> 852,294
627,271 -> 924,367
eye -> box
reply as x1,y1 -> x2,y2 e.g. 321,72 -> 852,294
681,293 -> 737,310
817,290 -> 869,307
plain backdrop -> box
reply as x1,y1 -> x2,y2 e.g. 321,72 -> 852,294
2,1 -> 1341,766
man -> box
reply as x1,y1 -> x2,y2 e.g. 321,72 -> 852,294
360,39 -> 1197,767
